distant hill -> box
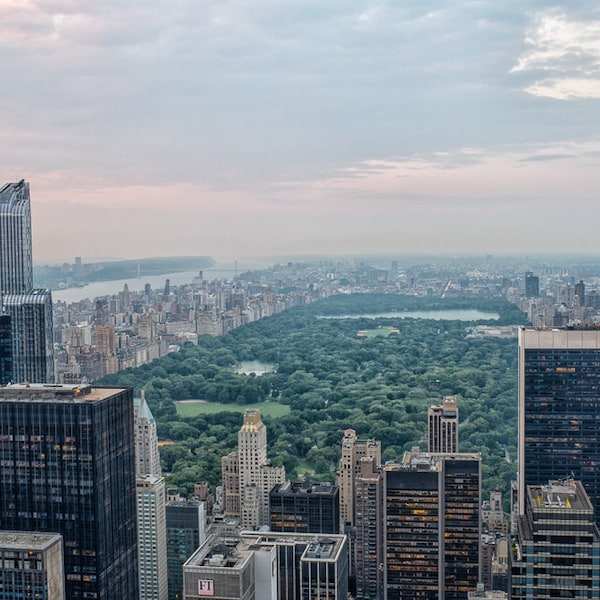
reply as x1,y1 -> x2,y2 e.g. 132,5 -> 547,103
34,256 -> 215,288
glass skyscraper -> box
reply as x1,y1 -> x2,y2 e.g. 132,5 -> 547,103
0,181 -> 53,382
0,180 -> 33,295
519,327 -> 600,522
0,384 -> 139,599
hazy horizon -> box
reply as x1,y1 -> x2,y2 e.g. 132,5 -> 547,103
2,1 -> 599,261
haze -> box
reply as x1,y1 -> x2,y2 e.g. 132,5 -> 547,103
2,1 -> 599,263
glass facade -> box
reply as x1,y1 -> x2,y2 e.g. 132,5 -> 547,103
0,385 -> 138,599
0,181 -> 53,383
523,347 -> 600,519
384,454 -> 481,600
3,290 -> 54,383
0,181 -> 33,295
269,482 -> 340,534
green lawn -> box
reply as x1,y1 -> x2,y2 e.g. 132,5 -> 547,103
357,326 -> 400,338
175,400 -> 291,418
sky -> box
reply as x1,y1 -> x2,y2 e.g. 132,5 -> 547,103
2,1 -> 600,264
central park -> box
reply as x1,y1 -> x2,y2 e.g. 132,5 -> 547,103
99,293 -> 528,500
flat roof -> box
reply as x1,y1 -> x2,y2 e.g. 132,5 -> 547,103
528,480 -> 594,512
0,384 -> 129,403
0,531 -> 62,550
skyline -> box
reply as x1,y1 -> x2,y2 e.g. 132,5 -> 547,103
2,1 -> 599,262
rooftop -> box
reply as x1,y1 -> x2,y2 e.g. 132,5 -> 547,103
0,531 -> 62,551
528,479 -> 594,512
0,383 -> 128,403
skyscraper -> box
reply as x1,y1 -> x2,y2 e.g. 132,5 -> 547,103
336,428 -> 381,527
269,481 -> 340,534
0,180 -> 33,295
511,479 -> 600,599
518,327 -> 600,521
166,499 -> 206,600
354,456 -> 383,600
0,383 -> 139,599
384,452 -> 481,600
134,390 -> 162,477
137,475 -> 168,600
3,289 -> 54,383
0,180 -> 53,382
428,395 -> 459,453
237,409 -> 285,529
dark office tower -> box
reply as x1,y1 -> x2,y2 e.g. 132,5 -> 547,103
354,456 -> 383,600
0,314 -> 12,384
3,289 -> 54,383
524,271 -> 539,298
166,499 -> 205,600
269,481 -> 340,534
384,452 -> 481,600
511,479 -> 600,599
575,279 -> 586,306
0,180 -> 33,294
0,383 -> 139,600
518,327 -> 600,523
428,395 -> 459,453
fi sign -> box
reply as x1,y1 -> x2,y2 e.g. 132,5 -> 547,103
198,579 -> 214,596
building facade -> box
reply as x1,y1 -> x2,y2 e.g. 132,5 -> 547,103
269,481 -> 340,534
0,531 -> 64,600
0,180 -> 33,295
511,479 -> 600,598
518,327 -> 600,521
0,180 -> 53,382
137,475 -> 168,600
167,499 -> 206,600
428,395 -> 459,453
384,452 -> 481,600
354,456 -> 383,600
134,390 -> 162,477
0,383 -> 138,599
336,429 -> 381,527
237,409 -> 285,529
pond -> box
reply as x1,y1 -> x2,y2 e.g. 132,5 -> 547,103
233,361 -> 277,375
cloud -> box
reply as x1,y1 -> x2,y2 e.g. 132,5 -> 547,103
512,11 -> 600,99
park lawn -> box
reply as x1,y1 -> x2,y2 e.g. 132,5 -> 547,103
357,326 -> 400,338
175,400 -> 291,418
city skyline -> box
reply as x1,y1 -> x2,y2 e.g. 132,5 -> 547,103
1,1 -> 599,261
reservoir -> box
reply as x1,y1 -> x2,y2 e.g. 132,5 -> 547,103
318,309 -> 500,321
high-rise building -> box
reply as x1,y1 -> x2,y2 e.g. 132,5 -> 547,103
166,499 -> 206,600
575,279 -> 586,306
428,395 -> 459,453
354,456 -> 383,600
0,383 -> 138,600
0,181 -> 53,382
237,409 -> 285,529
0,180 -> 33,294
336,429 -> 381,527
518,327 -> 600,521
3,289 -> 54,383
221,451 -> 240,517
0,314 -> 12,384
269,481 -> 340,534
524,272 -> 539,298
511,479 -> 600,599
239,531 -> 349,600
134,390 -> 162,477
137,475 -> 168,600
384,452 -> 481,600
0,531 -> 64,600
